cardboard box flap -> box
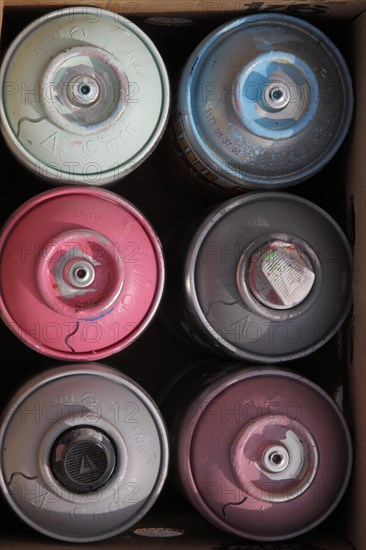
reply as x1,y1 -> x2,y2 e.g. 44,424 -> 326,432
1,0 -> 366,20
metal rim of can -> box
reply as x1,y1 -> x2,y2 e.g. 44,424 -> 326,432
0,7 -> 170,185
177,13 -> 353,190
177,366 -> 352,541
0,363 -> 169,543
184,192 -> 353,363
0,186 -> 165,361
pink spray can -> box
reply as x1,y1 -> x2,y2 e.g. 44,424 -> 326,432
0,187 -> 164,361
168,364 -> 352,541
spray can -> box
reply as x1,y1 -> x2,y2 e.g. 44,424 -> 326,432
173,14 -> 353,192
0,363 -> 169,542
180,192 -> 352,363
0,7 -> 170,185
0,186 -> 164,361
168,364 -> 352,540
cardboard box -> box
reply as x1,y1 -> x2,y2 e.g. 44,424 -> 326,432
0,1 -> 365,548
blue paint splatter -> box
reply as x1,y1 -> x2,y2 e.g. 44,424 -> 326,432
83,307 -> 114,322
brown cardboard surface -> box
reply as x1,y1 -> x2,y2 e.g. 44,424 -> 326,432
344,9 -> 366,550
1,0 -> 366,19
0,503 -> 358,548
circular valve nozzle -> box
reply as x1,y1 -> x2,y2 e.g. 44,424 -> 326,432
51,426 -> 116,493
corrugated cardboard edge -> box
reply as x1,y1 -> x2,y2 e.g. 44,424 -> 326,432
1,0 -> 366,19
345,9 -> 366,550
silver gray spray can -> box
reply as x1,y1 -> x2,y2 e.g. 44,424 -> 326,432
0,363 -> 169,542
179,192 -> 352,363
